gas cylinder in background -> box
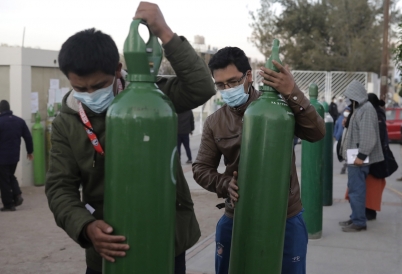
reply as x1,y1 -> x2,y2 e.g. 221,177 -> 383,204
104,20 -> 177,274
32,112 -> 46,186
321,102 -> 334,206
229,39 -> 295,274
301,83 -> 324,239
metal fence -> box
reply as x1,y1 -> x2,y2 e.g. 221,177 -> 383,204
253,70 -> 379,102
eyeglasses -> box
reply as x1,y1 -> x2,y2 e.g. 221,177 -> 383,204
214,73 -> 246,91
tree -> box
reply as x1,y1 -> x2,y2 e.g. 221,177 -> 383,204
250,0 -> 401,73
394,23 -> 402,95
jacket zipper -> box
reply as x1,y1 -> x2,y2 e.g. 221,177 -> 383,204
216,135 -> 239,142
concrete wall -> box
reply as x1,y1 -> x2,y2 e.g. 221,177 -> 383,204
31,67 -> 70,122
0,47 -> 68,187
0,65 -> 10,102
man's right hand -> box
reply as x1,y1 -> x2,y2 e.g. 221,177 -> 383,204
85,220 -> 129,262
133,2 -> 174,44
228,171 -> 239,208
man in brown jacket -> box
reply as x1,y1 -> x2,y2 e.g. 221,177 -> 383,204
192,47 -> 325,274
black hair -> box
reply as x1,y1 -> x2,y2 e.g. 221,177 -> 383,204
368,93 -> 385,108
0,100 -> 10,112
58,28 -> 119,77
208,47 -> 251,76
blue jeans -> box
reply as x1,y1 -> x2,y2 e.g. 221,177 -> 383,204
215,211 -> 308,274
347,165 -> 369,227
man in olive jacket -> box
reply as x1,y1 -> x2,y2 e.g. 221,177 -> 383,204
45,3 -> 215,274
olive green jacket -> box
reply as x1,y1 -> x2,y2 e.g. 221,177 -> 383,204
45,34 -> 215,272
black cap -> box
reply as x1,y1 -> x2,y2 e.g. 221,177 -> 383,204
0,100 -> 10,112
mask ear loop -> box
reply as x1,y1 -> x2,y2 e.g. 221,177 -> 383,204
245,71 -> 252,94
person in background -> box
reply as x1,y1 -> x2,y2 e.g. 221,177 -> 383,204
337,96 -> 347,114
0,100 -> 34,212
334,107 -> 351,174
177,110 -> 195,164
346,94 -> 391,220
329,95 -> 339,122
339,81 -> 383,232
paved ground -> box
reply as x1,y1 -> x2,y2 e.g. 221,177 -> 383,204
1,128 -> 402,273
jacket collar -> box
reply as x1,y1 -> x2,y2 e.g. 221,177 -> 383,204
0,110 -> 12,117
226,86 -> 260,116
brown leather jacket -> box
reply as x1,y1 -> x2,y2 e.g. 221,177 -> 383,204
193,85 -> 325,218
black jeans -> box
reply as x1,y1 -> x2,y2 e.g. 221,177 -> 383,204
0,164 -> 21,208
177,133 -> 192,161
85,252 -> 186,274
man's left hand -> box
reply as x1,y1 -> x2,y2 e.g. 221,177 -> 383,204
133,2 -> 174,44
354,158 -> 364,166
259,60 -> 295,98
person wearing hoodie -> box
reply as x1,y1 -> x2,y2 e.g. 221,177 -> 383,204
339,80 -> 384,232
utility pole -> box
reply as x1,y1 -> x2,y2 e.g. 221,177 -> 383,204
380,0 -> 390,101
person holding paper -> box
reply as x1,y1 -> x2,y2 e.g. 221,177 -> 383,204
338,80 -> 383,232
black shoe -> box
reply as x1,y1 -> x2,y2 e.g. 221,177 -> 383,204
14,195 -> 23,207
340,168 -> 346,174
1,206 -> 16,212
342,223 -> 367,232
339,219 -> 353,226
186,160 -> 192,164
366,208 -> 377,220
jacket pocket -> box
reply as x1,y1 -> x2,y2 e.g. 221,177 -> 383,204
215,134 -> 240,143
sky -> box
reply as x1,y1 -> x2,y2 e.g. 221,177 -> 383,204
0,0 -> 270,62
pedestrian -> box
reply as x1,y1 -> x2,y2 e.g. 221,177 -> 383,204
0,100 -> 33,212
192,47 -> 325,274
345,94 -> 395,220
329,95 -> 339,122
177,110 -> 194,164
337,96 -> 347,114
334,106 -> 351,174
45,2 -> 215,274
339,80 -> 384,232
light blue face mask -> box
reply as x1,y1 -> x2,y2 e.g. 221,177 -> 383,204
73,78 -> 115,113
220,78 -> 249,108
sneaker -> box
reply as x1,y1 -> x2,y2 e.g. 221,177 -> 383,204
397,177 -> 402,182
186,160 -> 192,164
1,206 -> 16,212
342,223 -> 367,232
14,195 -> 23,207
339,219 -> 353,226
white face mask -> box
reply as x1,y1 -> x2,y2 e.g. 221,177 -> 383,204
343,111 -> 350,118
73,77 -> 115,113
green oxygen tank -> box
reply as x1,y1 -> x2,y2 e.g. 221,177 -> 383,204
321,102 -> 334,206
104,20 -> 176,274
229,39 -> 295,274
32,112 -> 46,186
301,84 -> 324,239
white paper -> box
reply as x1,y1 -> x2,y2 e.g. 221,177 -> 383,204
347,149 -> 369,164
48,89 -> 56,105
55,89 -> 62,103
31,92 -> 39,113
50,79 -> 60,89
